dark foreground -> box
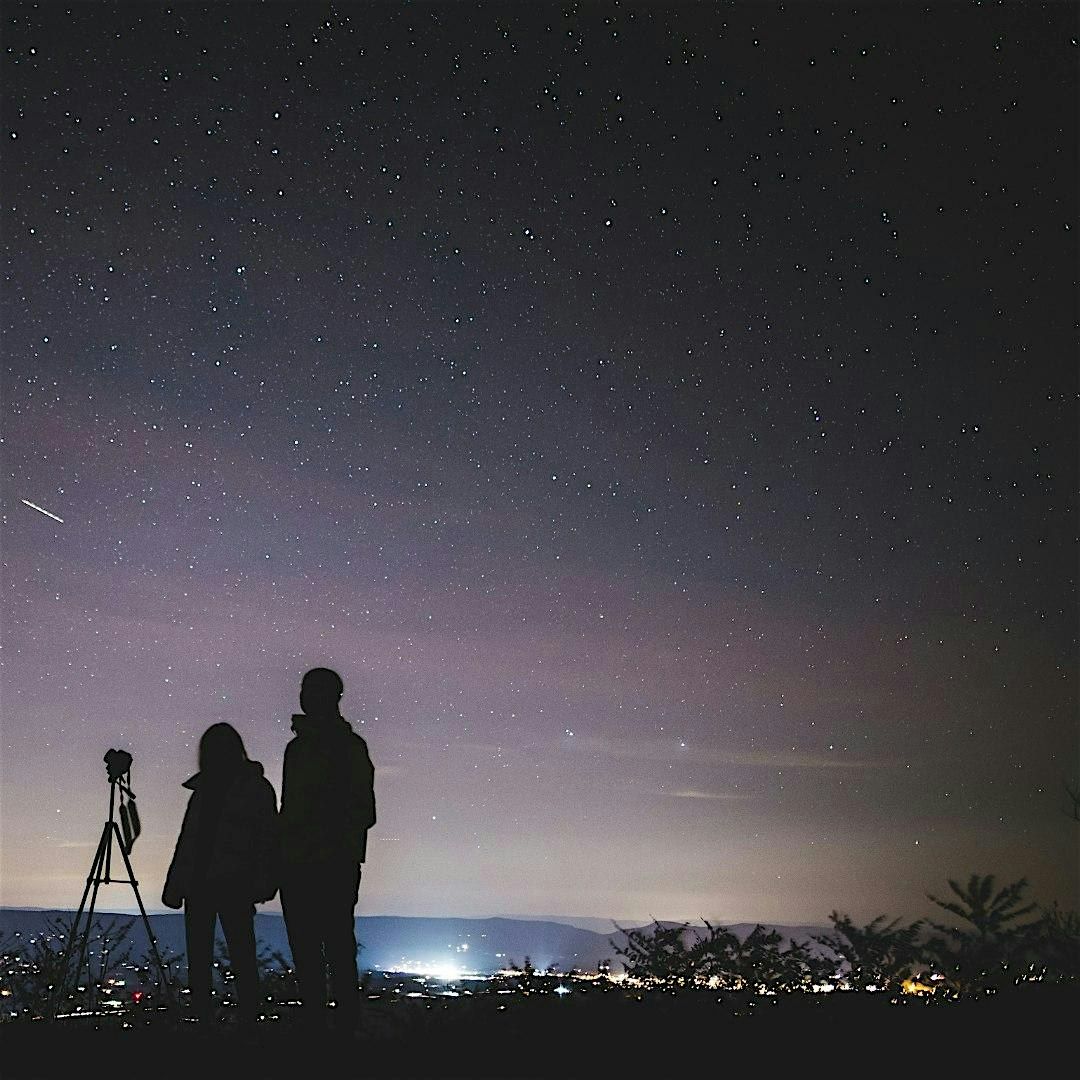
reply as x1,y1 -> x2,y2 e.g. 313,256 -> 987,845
3,986 -> 1076,1078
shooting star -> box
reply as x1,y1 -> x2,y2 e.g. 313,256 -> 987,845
20,499 -> 64,523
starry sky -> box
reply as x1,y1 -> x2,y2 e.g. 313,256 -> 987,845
2,3 -> 1076,927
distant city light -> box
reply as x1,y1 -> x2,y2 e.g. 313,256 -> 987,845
396,959 -> 477,982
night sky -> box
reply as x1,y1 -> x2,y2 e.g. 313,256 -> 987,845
2,3 -> 1076,927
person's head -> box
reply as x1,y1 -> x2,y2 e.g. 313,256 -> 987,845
300,667 -> 344,717
198,722 -> 247,775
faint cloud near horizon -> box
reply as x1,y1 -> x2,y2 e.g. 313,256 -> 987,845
662,788 -> 755,801
381,735 -> 896,773
577,735 -> 899,771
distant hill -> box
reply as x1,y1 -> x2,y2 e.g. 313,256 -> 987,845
0,909 -> 829,974
487,914 -> 829,939
484,913 -> 631,934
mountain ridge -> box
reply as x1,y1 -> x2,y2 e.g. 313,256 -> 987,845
0,908 -> 830,974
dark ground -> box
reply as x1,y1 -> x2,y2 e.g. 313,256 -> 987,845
2,985 -> 1076,1077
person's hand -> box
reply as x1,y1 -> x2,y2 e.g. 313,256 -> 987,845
162,885 -> 184,910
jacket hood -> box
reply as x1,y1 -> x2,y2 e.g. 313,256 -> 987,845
182,757 -> 265,791
290,712 -> 354,739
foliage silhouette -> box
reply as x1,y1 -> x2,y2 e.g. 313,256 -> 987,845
814,912 -> 924,991
0,915 -> 136,1020
692,922 -> 821,990
1029,903 -> 1080,983
505,955 -> 542,992
926,874 -> 1039,991
0,917 -> 70,1019
612,920 -> 827,991
611,921 -> 699,986
134,940 -> 184,1003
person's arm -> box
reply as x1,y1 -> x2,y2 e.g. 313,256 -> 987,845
278,740 -> 299,859
162,798 -> 194,909
359,742 -> 375,831
350,739 -> 376,862
279,740 -> 310,832
279,741 -> 295,825
280,738 -> 322,863
252,778 -> 279,902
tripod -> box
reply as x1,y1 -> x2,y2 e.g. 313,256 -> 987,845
51,776 -> 176,1019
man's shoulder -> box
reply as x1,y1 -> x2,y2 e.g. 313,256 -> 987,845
282,734 -> 315,771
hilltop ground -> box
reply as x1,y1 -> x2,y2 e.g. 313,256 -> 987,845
2,984 -> 1075,1077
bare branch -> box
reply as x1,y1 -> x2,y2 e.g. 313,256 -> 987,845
1065,778 -> 1080,823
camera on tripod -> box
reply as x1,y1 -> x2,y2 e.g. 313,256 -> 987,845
103,747 -> 140,853
51,747 -> 175,1018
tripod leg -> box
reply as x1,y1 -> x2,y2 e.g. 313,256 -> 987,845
70,828 -> 111,1013
51,823 -> 109,1018
112,822 -> 178,1014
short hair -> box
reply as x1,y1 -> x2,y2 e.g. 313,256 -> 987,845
301,667 -> 344,699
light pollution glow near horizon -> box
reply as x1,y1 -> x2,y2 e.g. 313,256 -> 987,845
1,4 -> 1077,927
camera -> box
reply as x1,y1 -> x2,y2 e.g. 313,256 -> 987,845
104,747 -> 133,784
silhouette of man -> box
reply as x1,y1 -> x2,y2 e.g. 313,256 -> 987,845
280,667 -> 375,1027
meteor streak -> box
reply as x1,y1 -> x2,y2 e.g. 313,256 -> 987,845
20,499 -> 64,523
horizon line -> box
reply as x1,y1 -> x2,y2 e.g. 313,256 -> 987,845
0,904 -> 830,929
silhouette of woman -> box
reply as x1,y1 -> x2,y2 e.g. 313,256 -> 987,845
163,723 -> 278,1024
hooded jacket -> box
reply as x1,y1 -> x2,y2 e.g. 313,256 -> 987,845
280,713 -> 375,868
162,759 -> 279,908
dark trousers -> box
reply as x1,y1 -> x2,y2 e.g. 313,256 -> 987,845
184,891 -> 258,1022
281,862 -> 361,1018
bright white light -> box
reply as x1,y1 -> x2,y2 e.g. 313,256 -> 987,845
554,985 -> 571,996
399,959 -> 465,982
